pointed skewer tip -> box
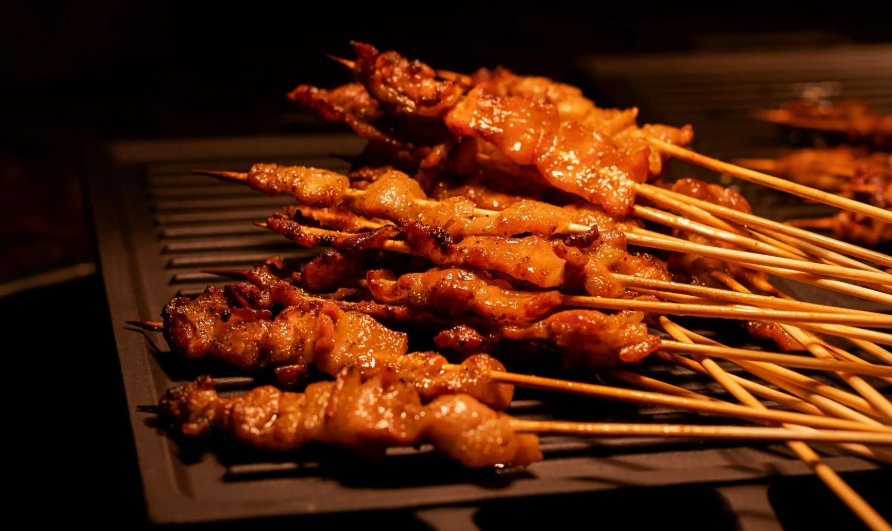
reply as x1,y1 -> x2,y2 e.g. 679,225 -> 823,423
126,320 -> 163,331
327,55 -> 356,69
191,169 -> 248,182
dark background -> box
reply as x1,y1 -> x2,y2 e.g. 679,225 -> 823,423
4,2 -> 892,527
2,1 -> 892,284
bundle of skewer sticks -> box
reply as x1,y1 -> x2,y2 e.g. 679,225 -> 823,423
134,44 -> 892,530
733,145 -> 891,247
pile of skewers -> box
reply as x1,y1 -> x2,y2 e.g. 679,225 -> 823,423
742,100 -> 892,248
132,43 -> 892,530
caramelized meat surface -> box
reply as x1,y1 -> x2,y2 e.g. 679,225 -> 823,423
366,267 -> 564,321
159,368 -> 542,467
501,309 -> 660,367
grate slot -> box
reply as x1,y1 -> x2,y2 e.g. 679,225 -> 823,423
155,208 -> 283,225
166,250 -> 315,268
163,235 -> 293,253
153,196 -> 296,211
160,223 -> 269,238
150,185 -> 269,199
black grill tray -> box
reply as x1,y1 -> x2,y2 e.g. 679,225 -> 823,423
89,46 -> 892,528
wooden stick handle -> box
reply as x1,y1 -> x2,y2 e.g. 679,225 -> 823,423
636,183 -> 892,269
658,341 -> 892,378
563,295 -> 892,328
647,138 -> 892,224
509,420 -> 892,445
489,371 -> 892,433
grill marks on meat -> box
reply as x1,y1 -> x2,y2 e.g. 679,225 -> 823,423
246,164 -> 639,242
159,368 -> 541,467
163,286 -> 272,368
366,268 -> 564,322
224,256 -> 664,369
351,42 -> 467,119
246,163 -> 350,207
161,287 -> 515,408
163,288 -> 407,383
268,200 -> 667,295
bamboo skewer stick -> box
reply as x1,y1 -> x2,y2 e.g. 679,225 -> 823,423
252,219 -> 892,326
606,370 -> 719,401
612,274 -> 882,316
625,229 -> 892,286
621,354 -> 892,466
259,220 -> 892,324
790,322 -> 892,347
653,330 -> 892,463
657,342 -> 892,378
850,338 -> 892,366
741,363 -> 887,427
634,205 -> 892,293
710,271 -> 892,422
731,261 -> 892,307
741,360 -> 887,421
660,344 -> 888,422
820,342 -> 892,381
647,138 -> 892,224
489,372 -> 890,433
563,295 -> 892,328
198,169 -> 892,288
779,327 -> 892,422
652,351 -> 825,416
631,289 -> 892,369
755,226 -> 891,277
508,420 -> 892,444
637,183 -> 892,269
631,204 -> 809,261
656,318 -> 892,531
747,226 -> 892,296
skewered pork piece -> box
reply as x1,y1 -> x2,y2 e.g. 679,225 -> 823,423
217,159 -> 831,352
290,42 -> 693,215
257,186 -> 836,352
160,367 -> 542,467
754,99 -> 892,150
162,286 -> 513,408
205,253 -> 663,367
267,210 -> 670,294
168,265 -> 663,371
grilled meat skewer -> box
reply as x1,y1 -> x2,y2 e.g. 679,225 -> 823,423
160,367 -> 542,468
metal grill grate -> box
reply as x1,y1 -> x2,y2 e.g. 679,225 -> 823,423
89,69 -> 890,524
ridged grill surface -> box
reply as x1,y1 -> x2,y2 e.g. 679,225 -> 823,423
90,46 -> 892,526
